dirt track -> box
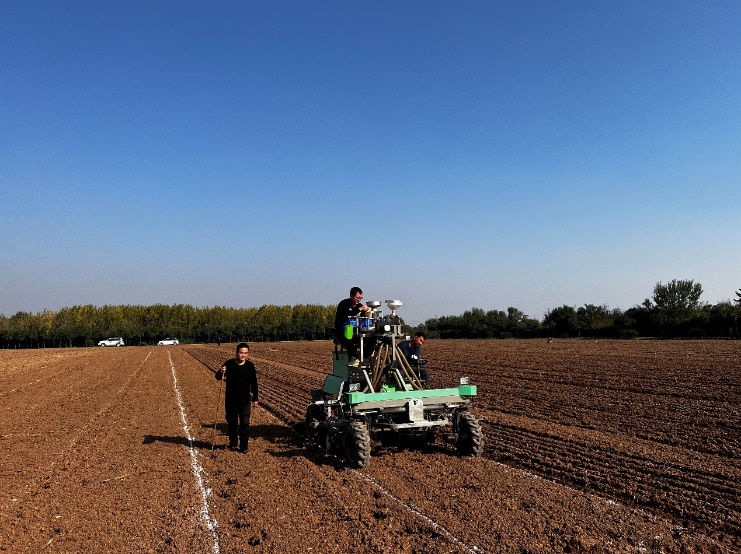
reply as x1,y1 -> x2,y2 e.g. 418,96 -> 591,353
0,340 -> 738,553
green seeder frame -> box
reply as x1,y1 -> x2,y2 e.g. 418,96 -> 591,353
322,350 -> 477,407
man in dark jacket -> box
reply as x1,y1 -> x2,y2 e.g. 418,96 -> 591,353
215,342 -> 259,453
334,286 -> 372,366
396,332 -> 428,387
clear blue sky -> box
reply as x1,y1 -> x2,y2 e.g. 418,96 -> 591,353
2,1 -> 740,326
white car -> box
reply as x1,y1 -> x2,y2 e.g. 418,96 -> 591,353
158,337 -> 179,346
98,337 -> 124,347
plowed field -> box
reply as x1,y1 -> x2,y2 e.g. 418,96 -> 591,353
0,339 -> 738,553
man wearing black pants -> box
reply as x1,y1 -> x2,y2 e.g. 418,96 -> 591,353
334,286 -> 372,366
215,342 -> 259,453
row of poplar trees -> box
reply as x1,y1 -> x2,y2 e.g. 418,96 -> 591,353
0,304 -> 338,348
2,280 -> 740,348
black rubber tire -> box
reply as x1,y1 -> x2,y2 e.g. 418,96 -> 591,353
344,420 -> 372,469
456,412 -> 484,456
305,406 -> 324,443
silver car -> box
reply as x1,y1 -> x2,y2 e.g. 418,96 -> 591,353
98,337 -> 124,347
157,337 -> 179,346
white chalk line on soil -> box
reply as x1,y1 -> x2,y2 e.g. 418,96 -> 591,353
259,407 -> 483,554
359,473 -> 484,554
168,351 -> 221,554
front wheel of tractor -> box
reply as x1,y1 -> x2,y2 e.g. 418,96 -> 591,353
456,412 -> 484,457
305,406 -> 326,445
344,420 -> 372,469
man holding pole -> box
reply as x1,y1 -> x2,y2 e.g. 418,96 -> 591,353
215,342 -> 259,453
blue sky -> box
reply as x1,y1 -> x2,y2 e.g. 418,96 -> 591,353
2,1 -> 740,326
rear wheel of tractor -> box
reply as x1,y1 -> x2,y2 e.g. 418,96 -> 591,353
305,406 -> 325,444
344,420 -> 372,469
456,413 -> 484,457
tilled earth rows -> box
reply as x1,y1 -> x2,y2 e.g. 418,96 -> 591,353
0,339 -> 738,553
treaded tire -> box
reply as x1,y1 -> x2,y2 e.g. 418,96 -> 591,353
305,406 -> 325,444
456,412 -> 484,456
344,420 -> 372,469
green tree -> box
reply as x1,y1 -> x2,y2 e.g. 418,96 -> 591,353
0,314 -> 9,344
425,314 -> 464,338
484,309 -> 508,337
649,279 -> 704,329
292,304 -> 330,340
706,301 -> 740,337
462,308 -> 489,338
276,305 -> 293,340
9,312 -> 33,345
543,305 -> 578,338
505,307 -> 534,337
576,304 -> 616,337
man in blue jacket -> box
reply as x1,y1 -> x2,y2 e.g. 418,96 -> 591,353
396,332 -> 428,387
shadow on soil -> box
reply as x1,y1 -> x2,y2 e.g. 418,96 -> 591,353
144,421 -> 459,468
143,423 -> 291,451
263,421 -> 461,470
142,434 -> 213,450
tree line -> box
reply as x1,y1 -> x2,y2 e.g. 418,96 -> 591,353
0,304 -> 337,348
2,280 -> 740,348
425,281 -> 741,339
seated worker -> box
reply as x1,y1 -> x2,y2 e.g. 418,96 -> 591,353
334,286 -> 372,367
396,332 -> 428,387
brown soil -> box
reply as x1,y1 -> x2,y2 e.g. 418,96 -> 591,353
0,339 -> 738,553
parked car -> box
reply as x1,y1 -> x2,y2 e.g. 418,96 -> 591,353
98,337 -> 124,347
157,337 -> 179,346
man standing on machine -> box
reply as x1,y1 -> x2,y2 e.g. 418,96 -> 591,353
334,286 -> 372,367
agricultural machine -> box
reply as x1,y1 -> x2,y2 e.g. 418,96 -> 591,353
305,299 -> 484,468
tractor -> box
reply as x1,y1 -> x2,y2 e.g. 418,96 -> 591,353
305,299 -> 484,468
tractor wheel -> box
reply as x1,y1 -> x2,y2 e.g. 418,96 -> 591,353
344,420 -> 372,469
305,406 -> 325,444
456,412 -> 484,457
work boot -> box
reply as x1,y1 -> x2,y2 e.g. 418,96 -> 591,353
348,357 -> 359,368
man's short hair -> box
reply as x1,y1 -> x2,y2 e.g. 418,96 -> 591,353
235,342 -> 250,352
350,286 -> 363,297
414,332 -> 426,340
